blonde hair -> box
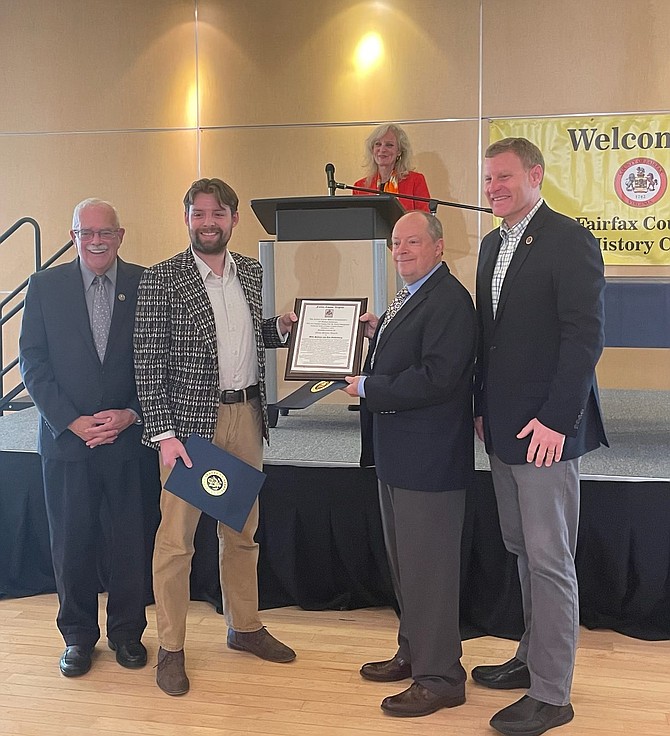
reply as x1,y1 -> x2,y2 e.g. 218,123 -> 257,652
362,123 -> 417,182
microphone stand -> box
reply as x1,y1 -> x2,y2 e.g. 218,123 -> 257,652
332,180 -> 492,215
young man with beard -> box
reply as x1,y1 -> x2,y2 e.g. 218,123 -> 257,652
134,178 -> 297,696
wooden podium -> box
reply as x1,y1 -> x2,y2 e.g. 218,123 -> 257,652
251,195 -> 405,417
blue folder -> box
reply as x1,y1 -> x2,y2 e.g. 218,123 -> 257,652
164,434 -> 266,532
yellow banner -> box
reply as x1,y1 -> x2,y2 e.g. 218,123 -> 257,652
490,116 -> 670,266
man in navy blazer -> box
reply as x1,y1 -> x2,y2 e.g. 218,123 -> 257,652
20,199 -> 157,677
343,211 -> 477,718
472,138 -> 608,736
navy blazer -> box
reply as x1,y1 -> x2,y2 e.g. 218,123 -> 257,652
474,203 -> 608,465
360,263 -> 477,492
20,257 -> 145,461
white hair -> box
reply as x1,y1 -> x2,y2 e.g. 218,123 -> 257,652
72,198 -> 120,229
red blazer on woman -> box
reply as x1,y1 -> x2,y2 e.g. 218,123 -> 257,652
353,170 -> 430,211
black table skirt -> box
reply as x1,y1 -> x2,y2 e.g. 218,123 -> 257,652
2,451 -> 669,641
190,467 -> 670,641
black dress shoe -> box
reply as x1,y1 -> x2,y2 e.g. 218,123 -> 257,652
490,694 -> 574,736
381,682 -> 465,717
360,654 -> 412,682
108,639 -> 148,669
59,645 -> 93,677
472,656 -> 531,689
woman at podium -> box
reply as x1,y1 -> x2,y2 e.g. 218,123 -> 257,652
353,123 -> 431,211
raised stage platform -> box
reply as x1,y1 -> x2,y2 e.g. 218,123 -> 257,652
1,389 -> 669,641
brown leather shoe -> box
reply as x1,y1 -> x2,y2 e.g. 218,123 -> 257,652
360,654 -> 412,682
381,682 -> 465,717
156,647 -> 189,696
227,627 -> 296,663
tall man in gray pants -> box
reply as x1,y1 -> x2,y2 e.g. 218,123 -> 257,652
472,138 -> 608,736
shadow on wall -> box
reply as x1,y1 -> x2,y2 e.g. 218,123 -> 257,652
416,151 -> 478,288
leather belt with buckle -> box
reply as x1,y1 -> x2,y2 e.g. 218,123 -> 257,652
220,383 -> 260,404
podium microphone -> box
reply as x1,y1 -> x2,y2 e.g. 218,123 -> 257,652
325,162 -> 336,196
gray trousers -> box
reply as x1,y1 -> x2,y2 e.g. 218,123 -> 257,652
378,482 -> 466,696
489,454 -> 581,706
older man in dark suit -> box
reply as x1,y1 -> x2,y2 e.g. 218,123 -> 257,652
343,210 -> 477,718
20,198 -> 156,677
472,138 -> 608,736
134,177 -> 296,697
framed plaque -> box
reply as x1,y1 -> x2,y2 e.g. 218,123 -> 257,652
285,297 -> 368,381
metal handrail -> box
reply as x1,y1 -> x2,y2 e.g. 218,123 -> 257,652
0,217 -> 41,268
1,356 -> 18,379
0,382 -> 26,413
38,239 -> 74,270
0,240 -> 75,322
0,216 -> 74,415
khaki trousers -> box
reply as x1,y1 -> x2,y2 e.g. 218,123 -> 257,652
153,399 -> 264,651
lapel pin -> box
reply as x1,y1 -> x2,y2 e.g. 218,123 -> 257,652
525,236 -> 533,245
117,293 -> 126,301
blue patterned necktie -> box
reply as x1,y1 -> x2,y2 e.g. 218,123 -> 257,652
370,286 -> 409,367
91,274 -> 111,361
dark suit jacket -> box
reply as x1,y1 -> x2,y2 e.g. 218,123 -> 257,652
134,247 -> 283,446
474,203 -> 608,465
19,257 -> 145,461
360,263 -> 477,492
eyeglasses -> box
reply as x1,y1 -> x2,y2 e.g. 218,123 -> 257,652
73,229 -> 120,242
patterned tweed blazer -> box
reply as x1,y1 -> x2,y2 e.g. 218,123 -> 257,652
134,247 -> 282,447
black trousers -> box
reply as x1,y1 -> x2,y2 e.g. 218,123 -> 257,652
42,452 -> 149,648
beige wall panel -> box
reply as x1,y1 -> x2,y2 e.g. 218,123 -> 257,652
400,121 -> 484,292
0,0 -> 195,132
200,120 -> 482,290
482,0 -> 670,116
597,348 -> 670,390
0,131 -> 197,276
607,265 -> 670,278
198,0 -> 480,126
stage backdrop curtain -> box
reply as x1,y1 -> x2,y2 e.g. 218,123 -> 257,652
1,453 -> 669,641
